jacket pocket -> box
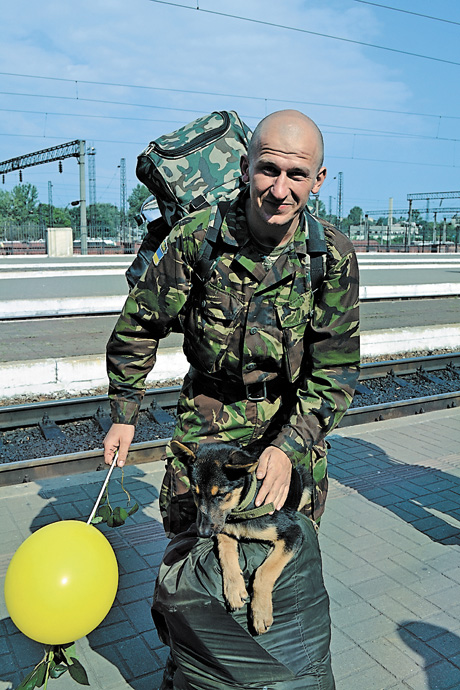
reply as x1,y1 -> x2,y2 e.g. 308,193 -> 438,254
184,283 -> 243,373
276,291 -> 312,382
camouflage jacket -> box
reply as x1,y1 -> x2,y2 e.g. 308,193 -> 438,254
107,192 -> 360,477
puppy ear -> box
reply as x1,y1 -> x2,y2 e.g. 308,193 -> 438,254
224,448 -> 258,474
170,440 -> 196,462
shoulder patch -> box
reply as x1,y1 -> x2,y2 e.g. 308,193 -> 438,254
152,239 -> 168,266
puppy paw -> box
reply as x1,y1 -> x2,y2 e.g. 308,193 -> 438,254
223,575 -> 249,610
251,602 -> 273,635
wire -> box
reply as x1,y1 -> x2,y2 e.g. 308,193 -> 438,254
0,130 -> 457,171
353,1 -> 460,27
0,107 -> 186,126
147,0 -> 460,67
0,91 -> 208,117
2,106 -> 460,145
1,74 -> 460,121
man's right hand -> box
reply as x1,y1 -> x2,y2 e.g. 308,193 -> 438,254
103,423 -> 135,467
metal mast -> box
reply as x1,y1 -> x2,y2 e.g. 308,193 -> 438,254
48,181 -> 53,227
336,172 -> 343,232
87,146 -> 97,234
120,157 -> 127,244
0,139 -> 87,254
78,140 -> 87,255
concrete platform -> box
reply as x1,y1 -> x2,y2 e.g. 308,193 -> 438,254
2,407 -> 460,689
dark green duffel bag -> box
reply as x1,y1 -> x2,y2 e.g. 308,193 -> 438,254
152,514 -> 335,690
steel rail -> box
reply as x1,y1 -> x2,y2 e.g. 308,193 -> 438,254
0,386 -> 181,431
1,352 -> 459,431
1,389 -> 459,487
359,351 -> 460,379
0,439 -> 168,487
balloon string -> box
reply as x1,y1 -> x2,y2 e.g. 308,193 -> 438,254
87,452 -> 119,525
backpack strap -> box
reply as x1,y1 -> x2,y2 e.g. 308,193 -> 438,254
194,203 -> 327,294
193,199 -> 231,282
304,210 -> 327,294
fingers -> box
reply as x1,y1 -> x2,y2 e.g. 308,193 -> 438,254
103,424 -> 135,467
255,447 -> 292,511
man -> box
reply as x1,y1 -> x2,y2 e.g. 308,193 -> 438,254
104,109 -> 359,688
103,109 -> 359,533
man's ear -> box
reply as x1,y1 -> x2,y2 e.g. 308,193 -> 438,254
224,448 -> 258,474
240,154 -> 250,184
170,440 -> 196,462
312,166 -> 327,195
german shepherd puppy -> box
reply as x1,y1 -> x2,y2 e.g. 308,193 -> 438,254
170,440 -> 314,635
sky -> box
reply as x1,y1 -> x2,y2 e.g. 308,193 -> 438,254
1,0 -> 460,220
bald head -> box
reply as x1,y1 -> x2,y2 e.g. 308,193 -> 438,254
248,110 -> 324,173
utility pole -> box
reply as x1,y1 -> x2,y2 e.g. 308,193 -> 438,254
48,181 -> 53,228
119,158 -> 127,246
336,172 -> 343,232
87,147 -> 96,234
388,198 -> 393,250
78,140 -> 87,255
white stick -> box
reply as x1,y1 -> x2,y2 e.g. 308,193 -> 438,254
87,452 -> 119,525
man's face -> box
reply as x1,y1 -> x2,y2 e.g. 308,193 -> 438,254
241,122 -> 326,244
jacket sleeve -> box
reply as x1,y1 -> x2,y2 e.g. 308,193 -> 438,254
106,219 -> 201,425
271,228 -> 360,463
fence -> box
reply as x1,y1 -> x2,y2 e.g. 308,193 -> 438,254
1,221 -> 459,256
0,221 -> 142,256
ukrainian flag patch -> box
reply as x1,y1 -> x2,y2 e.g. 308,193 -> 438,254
153,239 -> 168,266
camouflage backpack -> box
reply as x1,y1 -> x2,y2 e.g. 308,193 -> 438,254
126,111 -> 251,287
126,109 -> 326,293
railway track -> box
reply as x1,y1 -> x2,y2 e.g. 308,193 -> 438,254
1,353 -> 459,487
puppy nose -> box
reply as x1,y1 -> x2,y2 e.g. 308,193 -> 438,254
196,512 -> 214,538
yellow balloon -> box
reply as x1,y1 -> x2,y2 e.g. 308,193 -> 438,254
4,520 -> 118,645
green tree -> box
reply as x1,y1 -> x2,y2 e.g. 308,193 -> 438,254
0,189 -> 11,220
68,203 -> 120,237
128,184 -> 150,225
347,206 -> 363,225
307,198 -> 327,218
10,184 -> 39,224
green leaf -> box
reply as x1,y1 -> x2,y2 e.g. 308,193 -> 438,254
91,516 -> 103,524
113,506 -> 128,521
15,664 -> 43,690
97,505 -> 111,522
49,664 -> 68,680
99,488 -> 108,506
35,662 -> 47,688
107,514 -> 115,528
128,503 -> 139,516
61,643 -> 77,666
67,659 -> 90,686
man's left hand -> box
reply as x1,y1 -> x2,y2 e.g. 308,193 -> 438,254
255,446 -> 292,511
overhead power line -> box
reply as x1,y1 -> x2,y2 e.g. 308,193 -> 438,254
0,71 -> 438,123
353,1 -> 460,27
1,72 -> 460,121
2,106 -> 460,145
0,130 -> 457,172
147,0 -> 460,68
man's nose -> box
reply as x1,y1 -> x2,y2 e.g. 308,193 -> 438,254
271,173 -> 289,199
